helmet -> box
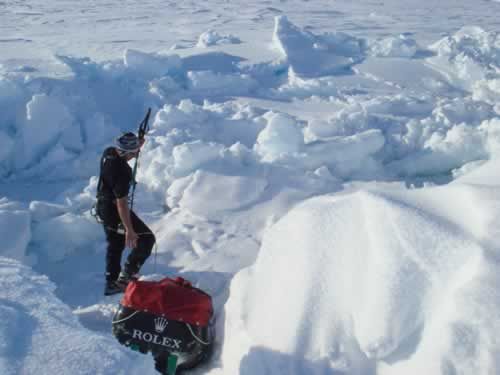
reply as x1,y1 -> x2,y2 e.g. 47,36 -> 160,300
115,132 -> 140,152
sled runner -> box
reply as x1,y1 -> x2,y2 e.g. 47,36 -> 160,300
112,277 -> 215,375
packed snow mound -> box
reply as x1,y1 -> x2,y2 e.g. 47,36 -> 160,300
187,70 -> 258,95
31,211 -> 103,262
0,199 -> 31,263
0,194 -> 105,267
18,94 -> 78,170
167,170 -> 268,216
454,157 -> 500,186
272,16 -> 367,77
430,26 -> 500,69
196,30 -> 242,48
138,100 -> 264,188
272,69 -> 339,98
219,185 -> 499,374
254,112 -> 305,160
370,34 -> 419,58
124,49 -> 182,77
473,78 -> 500,114
0,257 -> 144,375
427,26 -> 500,91
388,107 -> 500,177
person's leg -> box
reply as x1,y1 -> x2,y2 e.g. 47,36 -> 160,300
122,211 -> 155,276
98,203 -> 126,282
104,226 -> 126,282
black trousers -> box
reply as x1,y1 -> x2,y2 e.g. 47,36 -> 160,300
97,201 -> 155,282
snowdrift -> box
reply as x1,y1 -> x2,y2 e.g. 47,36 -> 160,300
218,174 -> 500,374
0,257 -> 149,375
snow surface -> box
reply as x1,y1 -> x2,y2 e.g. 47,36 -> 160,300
1,0 -> 500,374
0,257 -> 154,375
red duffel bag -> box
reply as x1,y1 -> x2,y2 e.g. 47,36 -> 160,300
112,277 -> 215,375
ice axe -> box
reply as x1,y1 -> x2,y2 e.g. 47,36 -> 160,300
130,107 -> 151,211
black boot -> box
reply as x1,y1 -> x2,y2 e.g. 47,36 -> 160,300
104,280 -> 127,296
117,269 -> 139,287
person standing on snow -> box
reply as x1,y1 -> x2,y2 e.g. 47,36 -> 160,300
96,132 -> 155,296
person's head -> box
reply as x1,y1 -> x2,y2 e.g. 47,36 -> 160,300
114,132 -> 141,160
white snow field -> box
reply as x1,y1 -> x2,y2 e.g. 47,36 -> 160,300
1,0 -> 500,374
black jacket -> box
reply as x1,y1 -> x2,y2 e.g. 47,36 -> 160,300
96,147 -> 133,225
97,147 -> 133,201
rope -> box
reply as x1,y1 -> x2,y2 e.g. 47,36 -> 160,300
111,310 -> 140,325
186,324 -> 211,346
154,240 -> 158,274
119,230 -> 158,274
